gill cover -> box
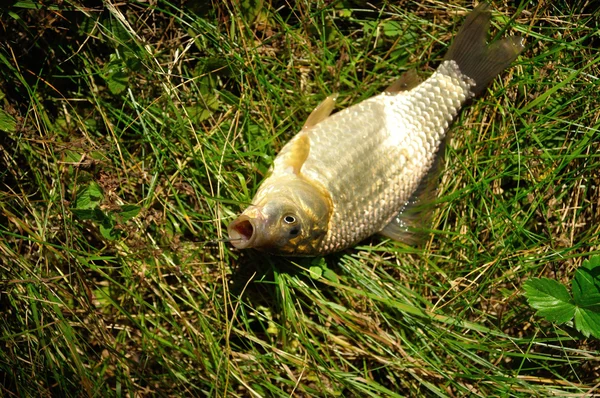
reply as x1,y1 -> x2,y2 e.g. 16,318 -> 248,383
228,132 -> 333,255
228,174 -> 332,255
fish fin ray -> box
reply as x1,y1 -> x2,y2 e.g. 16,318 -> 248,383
444,2 -> 524,96
385,70 -> 421,93
303,94 -> 338,129
379,142 -> 446,245
280,134 -> 310,175
379,214 -> 428,245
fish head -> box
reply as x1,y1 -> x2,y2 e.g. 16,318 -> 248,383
228,175 -> 331,256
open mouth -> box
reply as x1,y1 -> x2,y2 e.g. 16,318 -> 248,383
228,216 -> 256,249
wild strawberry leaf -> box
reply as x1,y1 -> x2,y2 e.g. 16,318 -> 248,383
71,208 -> 106,222
570,257 -> 600,338
583,256 -> 600,269
523,278 -> 575,324
574,306 -> 600,339
99,221 -> 119,241
573,257 -> 600,301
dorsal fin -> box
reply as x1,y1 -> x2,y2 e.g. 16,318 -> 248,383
281,134 -> 310,175
303,94 -> 338,129
385,70 -> 421,93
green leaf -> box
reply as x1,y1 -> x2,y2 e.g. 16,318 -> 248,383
71,208 -> 107,223
574,306 -> 600,339
583,255 -> 600,269
576,294 -> 600,312
73,182 -> 103,210
117,204 -> 141,222
103,54 -> 129,95
573,262 -> 600,302
239,0 -> 264,24
309,266 -> 322,280
107,70 -> 128,95
576,256 -> 600,295
523,278 -> 575,323
63,149 -> 83,163
572,257 -> 600,339
0,108 -> 16,133
186,92 -> 220,122
123,51 -> 142,72
70,208 -> 96,220
382,21 -> 402,37
99,216 -> 119,241
323,268 -> 340,284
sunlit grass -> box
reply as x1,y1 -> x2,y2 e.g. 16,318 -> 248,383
1,0 -> 599,396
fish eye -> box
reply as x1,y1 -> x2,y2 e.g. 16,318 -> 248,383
283,214 -> 301,237
283,214 -> 297,224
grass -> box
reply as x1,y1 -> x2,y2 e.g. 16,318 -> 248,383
1,0 -> 599,396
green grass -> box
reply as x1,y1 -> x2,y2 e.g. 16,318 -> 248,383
1,0 -> 599,396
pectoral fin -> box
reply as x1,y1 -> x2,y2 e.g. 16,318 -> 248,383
303,94 -> 338,129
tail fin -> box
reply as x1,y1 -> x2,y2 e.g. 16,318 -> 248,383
444,2 -> 523,95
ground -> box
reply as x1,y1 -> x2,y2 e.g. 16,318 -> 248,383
1,0 -> 599,396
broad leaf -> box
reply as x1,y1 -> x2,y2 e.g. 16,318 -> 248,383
99,224 -> 119,240
574,256 -> 600,299
309,266 -> 322,280
573,267 -> 596,302
583,256 -> 600,269
99,216 -> 118,241
323,268 -> 340,284
574,307 -> 600,339
70,208 -> 96,220
572,257 -> 600,338
118,205 -> 141,223
523,278 -> 575,323
239,0 -> 264,24
0,108 -> 16,133
576,294 -> 600,312
72,208 -> 106,223
107,70 -> 128,95
73,182 -> 103,210
103,54 -> 129,95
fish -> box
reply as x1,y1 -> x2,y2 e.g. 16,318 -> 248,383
228,2 -> 523,256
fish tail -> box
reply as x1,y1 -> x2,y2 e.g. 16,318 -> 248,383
444,2 -> 523,96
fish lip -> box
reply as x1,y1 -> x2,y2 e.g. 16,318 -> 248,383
228,215 -> 259,249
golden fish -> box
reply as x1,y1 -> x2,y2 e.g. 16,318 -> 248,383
228,3 -> 523,256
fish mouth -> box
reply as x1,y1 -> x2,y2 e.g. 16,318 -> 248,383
228,215 -> 258,249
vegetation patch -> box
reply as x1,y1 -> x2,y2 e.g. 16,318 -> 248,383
1,0 -> 599,396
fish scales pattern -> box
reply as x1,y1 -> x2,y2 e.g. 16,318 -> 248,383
302,61 -> 474,253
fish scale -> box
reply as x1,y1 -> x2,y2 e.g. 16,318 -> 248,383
302,61 -> 474,253
228,3 -> 523,256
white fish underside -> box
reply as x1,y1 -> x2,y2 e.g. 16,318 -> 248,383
274,61 -> 475,254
